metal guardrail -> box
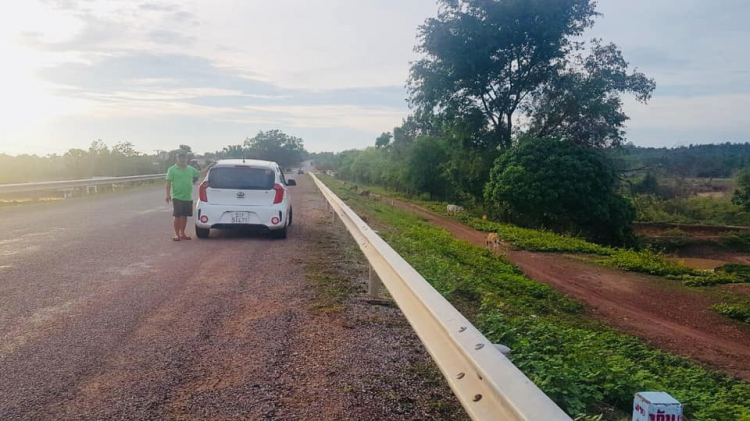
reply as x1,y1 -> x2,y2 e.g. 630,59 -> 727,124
0,174 -> 165,195
309,172 -> 571,421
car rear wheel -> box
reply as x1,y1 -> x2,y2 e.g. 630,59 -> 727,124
288,208 -> 293,226
271,226 -> 287,239
196,226 -> 210,239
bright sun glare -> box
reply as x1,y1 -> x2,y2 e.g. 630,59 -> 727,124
0,1 -> 91,154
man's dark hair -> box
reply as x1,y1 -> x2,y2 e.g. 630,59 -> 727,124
177,151 -> 188,159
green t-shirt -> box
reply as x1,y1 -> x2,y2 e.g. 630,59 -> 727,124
166,165 -> 200,201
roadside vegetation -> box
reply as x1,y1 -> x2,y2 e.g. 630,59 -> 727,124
335,177 -> 748,288
312,0 -> 658,248
320,174 -> 750,421
712,303 -> 750,325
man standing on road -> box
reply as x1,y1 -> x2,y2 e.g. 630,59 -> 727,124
165,152 -> 209,241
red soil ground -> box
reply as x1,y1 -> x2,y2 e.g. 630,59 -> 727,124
390,199 -> 750,381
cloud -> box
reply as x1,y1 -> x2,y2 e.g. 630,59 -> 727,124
170,10 -> 199,25
31,50 -> 408,151
39,0 -> 81,10
147,29 -> 195,46
39,51 -> 407,108
138,2 -> 179,12
20,12 -> 128,51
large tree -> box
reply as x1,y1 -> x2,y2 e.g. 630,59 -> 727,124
409,0 -> 654,149
526,40 -> 655,147
243,130 -> 307,168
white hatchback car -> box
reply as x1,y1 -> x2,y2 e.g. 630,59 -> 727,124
195,159 -> 296,239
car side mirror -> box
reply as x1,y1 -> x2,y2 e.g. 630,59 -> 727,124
286,179 -> 297,186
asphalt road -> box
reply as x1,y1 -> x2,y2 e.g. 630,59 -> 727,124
0,178 -> 463,420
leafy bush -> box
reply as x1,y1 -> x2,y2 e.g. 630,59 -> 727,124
717,264 -> 750,281
320,175 -> 750,420
600,249 -> 693,277
713,303 -> 750,324
485,137 -> 636,245
669,272 -> 745,287
732,168 -> 750,211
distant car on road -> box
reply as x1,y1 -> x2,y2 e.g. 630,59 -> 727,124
297,169 -> 304,174
195,159 -> 296,239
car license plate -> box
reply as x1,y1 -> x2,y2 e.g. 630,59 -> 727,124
231,212 -> 250,224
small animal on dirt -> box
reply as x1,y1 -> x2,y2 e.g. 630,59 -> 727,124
486,232 -> 500,251
446,204 -> 464,215
360,190 -> 370,197
371,194 -> 381,201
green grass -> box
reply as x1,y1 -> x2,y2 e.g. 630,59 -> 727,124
713,303 -> 750,324
337,178 -> 746,287
319,175 -> 750,421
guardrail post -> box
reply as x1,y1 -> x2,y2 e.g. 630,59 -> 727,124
368,263 -> 383,298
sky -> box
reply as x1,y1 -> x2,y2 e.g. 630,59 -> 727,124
1,0 -> 749,156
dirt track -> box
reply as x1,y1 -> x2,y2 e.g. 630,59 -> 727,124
390,199 -> 750,381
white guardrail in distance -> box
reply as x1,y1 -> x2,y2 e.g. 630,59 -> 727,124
0,174 -> 166,195
309,172 -> 572,421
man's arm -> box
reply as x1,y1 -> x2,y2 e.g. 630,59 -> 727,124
199,162 -> 215,178
165,181 -> 172,203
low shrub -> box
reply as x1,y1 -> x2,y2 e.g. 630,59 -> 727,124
717,264 -> 750,281
713,303 -> 750,324
600,249 -> 692,277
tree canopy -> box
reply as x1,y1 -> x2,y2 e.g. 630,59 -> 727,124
409,0 -> 654,149
216,130 -> 307,168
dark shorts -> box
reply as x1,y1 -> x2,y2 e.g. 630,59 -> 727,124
172,199 -> 194,217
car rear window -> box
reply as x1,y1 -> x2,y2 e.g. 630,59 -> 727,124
208,167 -> 275,190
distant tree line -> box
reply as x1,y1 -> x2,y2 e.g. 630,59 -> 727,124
618,143 -> 750,179
0,140 -> 159,184
0,129 -> 307,184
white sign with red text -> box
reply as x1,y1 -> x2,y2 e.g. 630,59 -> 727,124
633,392 -> 683,421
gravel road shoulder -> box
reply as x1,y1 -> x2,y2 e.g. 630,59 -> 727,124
0,176 -> 464,420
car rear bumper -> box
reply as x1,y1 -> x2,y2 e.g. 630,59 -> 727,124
195,203 -> 287,230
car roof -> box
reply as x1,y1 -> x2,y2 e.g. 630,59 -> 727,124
212,159 -> 279,169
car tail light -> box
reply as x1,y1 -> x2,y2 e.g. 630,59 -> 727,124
199,181 -> 209,202
273,183 -> 284,204
271,216 -> 280,225
200,215 -> 208,223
